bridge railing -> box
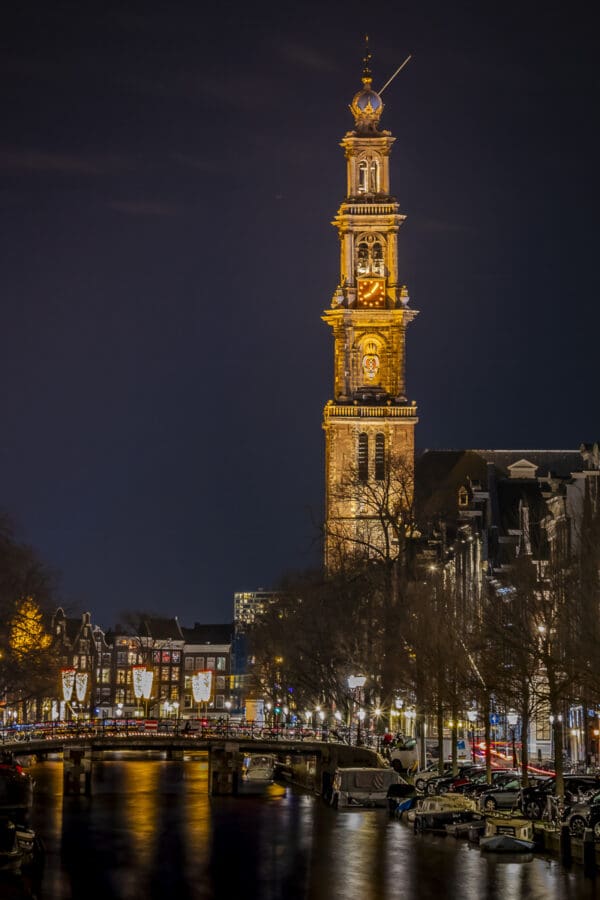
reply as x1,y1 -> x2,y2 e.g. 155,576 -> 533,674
1,720 -> 385,750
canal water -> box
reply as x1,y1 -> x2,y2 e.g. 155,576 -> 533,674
4,755 -> 599,899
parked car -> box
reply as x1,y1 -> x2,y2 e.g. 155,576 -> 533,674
453,769 -> 516,798
563,790 -> 600,838
413,762 -> 454,794
477,775 -> 546,812
425,765 -> 487,796
519,775 -> 600,820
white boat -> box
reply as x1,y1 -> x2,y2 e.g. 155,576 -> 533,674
479,815 -> 535,852
330,767 -> 402,809
411,794 -> 480,833
237,754 -> 277,794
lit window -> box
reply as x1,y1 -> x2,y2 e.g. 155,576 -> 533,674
369,159 -> 379,192
358,159 -> 368,192
372,241 -> 384,275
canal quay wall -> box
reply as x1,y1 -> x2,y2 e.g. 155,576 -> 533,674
534,823 -> 600,876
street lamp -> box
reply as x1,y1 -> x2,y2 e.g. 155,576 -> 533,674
467,709 -> 478,762
334,710 -> 342,735
347,675 -> 366,745
507,711 -> 519,768
357,709 -> 366,746
548,713 -> 562,757
225,700 -> 231,733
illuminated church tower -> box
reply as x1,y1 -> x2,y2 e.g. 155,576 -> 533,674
323,50 -> 418,566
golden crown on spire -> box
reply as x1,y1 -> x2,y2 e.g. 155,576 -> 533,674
350,37 -> 383,134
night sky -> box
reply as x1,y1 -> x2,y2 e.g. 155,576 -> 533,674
2,2 -> 599,628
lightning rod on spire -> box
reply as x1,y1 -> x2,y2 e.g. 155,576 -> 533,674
378,54 -> 413,95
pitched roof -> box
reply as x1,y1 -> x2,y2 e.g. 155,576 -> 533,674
469,450 -> 583,478
140,616 -> 184,641
180,623 -> 233,644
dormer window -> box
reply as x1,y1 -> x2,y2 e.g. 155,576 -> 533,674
458,486 -> 469,507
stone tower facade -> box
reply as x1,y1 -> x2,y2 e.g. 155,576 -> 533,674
322,52 -> 418,567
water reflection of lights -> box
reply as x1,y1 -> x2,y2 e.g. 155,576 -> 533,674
121,761 -> 163,869
181,757 -> 212,877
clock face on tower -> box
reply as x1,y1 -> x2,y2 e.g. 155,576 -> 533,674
357,277 -> 385,308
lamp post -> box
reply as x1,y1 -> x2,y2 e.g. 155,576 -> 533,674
357,709 -> 366,747
507,711 -> 519,768
467,709 -> 478,763
347,676 -> 367,746
549,713 -> 563,763
334,710 -> 342,740
225,700 -> 231,734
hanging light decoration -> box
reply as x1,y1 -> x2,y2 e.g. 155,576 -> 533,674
61,667 -> 76,702
141,669 -> 153,699
132,665 -> 146,699
75,672 -> 88,702
192,670 -> 212,703
132,666 -> 154,699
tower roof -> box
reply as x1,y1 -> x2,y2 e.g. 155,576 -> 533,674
350,41 -> 383,134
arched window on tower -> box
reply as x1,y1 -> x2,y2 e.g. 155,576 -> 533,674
372,240 -> 384,276
375,433 -> 386,481
358,160 -> 369,193
357,241 -> 369,275
369,159 -> 379,192
358,433 -> 369,482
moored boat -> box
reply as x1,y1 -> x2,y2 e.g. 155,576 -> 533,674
479,815 -> 535,853
0,817 -> 43,873
411,794 -> 481,833
237,754 -> 278,794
